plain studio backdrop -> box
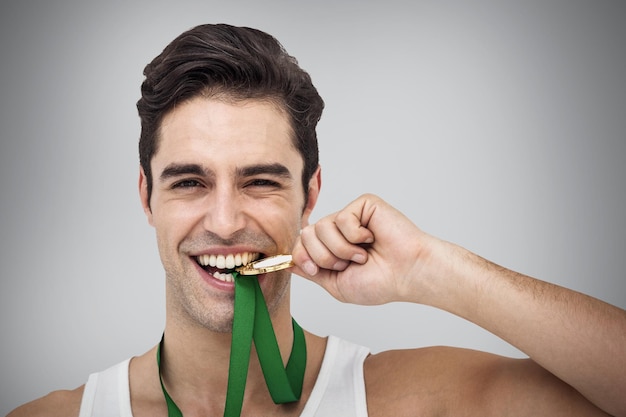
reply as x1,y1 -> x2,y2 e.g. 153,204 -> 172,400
1,1 -> 625,413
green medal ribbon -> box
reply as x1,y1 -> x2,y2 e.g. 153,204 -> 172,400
157,272 -> 306,417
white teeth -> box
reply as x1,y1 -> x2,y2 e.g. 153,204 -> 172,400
196,252 -> 262,283
198,254 -> 210,266
196,252 -> 260,268
213,271 -> 234,282
225,254 -> 235,269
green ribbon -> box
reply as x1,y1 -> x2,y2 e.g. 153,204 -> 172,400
157,273 -> 306,417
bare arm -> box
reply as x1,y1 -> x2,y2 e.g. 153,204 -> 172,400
365,347 -> 612,417
292,194 -> 626,416
433,242 -> 626,416
6,386 -> 83,417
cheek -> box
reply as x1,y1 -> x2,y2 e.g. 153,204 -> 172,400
261,207 -> 302,249
152,204 -> 201,251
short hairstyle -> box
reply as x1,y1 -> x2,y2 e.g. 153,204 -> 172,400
137,23 -> 324,203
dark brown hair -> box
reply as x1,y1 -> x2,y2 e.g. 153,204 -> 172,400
137,23 -> 324,203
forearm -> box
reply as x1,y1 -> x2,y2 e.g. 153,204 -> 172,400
294,194 -> 626,415
417,239 -> 626,416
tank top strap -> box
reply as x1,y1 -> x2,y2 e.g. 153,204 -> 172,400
300,335 -> 370,417
79,358 -> 132,417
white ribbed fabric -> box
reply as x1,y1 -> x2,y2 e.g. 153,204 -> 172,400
299,336 -> 370,417
78,358 -> 133,417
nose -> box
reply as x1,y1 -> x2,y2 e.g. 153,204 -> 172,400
202,185 -> 247,239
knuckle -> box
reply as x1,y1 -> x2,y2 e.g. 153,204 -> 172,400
300,224 -> 315,240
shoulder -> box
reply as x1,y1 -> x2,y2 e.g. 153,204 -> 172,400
7,386 -> 85,417
363,346 -> 608,417
364,345 -> 503,416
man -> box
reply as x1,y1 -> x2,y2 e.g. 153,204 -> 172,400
8,23 -> 626,417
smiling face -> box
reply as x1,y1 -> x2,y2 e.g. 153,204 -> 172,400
139,96 -> 320,332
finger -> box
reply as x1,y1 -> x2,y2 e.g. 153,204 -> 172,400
291,237 -> 319,277
334,204 -> 375,245
299,223 -> 350,271
315,218 -> 368,265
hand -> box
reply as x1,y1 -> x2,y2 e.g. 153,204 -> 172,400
291,194 -> 434,305
294,196 -> 626,417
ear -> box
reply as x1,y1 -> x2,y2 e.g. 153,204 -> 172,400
138,167 -> 154,226
301,165 -> 321,227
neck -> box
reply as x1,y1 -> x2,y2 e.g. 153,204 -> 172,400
160,292 -> 295,409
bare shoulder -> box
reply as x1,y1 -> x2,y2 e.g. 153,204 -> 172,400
364,345 -> 495,417
7,385 -> 85,417
364,346 -> 609,417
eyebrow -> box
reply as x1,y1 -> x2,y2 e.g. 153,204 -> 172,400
159,163 -> 209,182
237,163 -> 293,179
158,162 -> 293,182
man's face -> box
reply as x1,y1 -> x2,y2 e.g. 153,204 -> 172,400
139,97 -> 319,332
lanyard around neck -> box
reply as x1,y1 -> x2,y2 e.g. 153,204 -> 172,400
157,273 -> 307,417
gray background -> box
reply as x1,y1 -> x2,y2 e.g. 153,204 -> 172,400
1,0 -> 625,413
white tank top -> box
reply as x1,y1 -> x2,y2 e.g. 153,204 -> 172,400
78,335 -> 370,417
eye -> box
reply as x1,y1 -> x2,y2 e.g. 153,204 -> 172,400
246,178 -> 281,188
172,179 -> 202,189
